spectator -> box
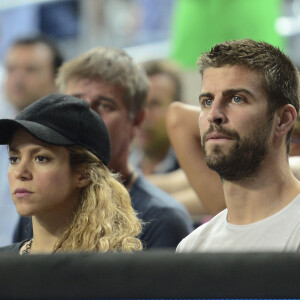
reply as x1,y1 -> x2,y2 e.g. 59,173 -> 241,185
0,94 -> 142,254
167,39 -> 300,252
16,47 -> 194,249
131,59 -> 209,218
131,60 -> 182,175
0,35 -> 63,246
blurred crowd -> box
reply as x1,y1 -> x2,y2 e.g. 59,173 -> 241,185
0,0 -> 299,254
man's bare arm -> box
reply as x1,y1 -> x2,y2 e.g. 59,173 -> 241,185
166,102 -> 226,215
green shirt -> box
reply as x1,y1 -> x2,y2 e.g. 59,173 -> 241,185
170,0 -> 284,68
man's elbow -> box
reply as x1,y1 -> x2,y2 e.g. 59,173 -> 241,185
166,102 -> 186,132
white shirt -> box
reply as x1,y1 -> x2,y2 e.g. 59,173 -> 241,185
177,194 -> 300,252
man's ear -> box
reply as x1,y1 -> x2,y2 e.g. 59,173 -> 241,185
275,104 -> 297,137
129,109 -> 145,140
75,170 -> 91,188
132,108 -> 145,128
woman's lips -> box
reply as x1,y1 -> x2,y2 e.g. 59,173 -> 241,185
14,188 -> 33,198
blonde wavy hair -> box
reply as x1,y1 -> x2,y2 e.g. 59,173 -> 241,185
54,146 -> 142,252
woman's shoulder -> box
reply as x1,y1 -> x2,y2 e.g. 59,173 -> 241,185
0,241 -> 27,254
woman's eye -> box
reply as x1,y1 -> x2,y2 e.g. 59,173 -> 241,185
232,96 -> 243,103
35,155 -> 48,162
9,156 -> 19,164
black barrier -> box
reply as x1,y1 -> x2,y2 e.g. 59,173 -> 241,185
0,251 -> 299,299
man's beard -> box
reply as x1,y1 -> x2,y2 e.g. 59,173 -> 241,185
201,120 -> 272,182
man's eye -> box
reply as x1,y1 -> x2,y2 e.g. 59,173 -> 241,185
9,156 -> 19,164
203,99 -> 213,107
232,96 -> 243,103
26,66 -> 39,73
147,100 -> 161,110
100,103 -> 111,108
99,102 -> 113,111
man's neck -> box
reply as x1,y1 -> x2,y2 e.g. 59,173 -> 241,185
140,156 -> 164,175
223,159 -> 300,225
141,145 -> 170,175
108,158 -> 137,191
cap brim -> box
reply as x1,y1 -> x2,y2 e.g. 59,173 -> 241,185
0,119 -> 76,146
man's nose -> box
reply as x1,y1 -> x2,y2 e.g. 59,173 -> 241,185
207,101 -> 227,125
85,98 -> 102,116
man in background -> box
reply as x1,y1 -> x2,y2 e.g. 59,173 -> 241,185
131,60 -> 210,219
58,48 -> 193,248
131,60 -> 181,175
4,36 -> 63,112
15,47 -> 193,249
0,35 -> 63,246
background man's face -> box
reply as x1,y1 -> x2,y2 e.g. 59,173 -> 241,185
65,77 -> 134,172
135,73 -> 175,156
4,44 -> 56,111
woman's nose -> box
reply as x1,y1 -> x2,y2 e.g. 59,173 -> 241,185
13,161 -> 32,181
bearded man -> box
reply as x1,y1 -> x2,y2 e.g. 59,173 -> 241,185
167,39 -> 300,252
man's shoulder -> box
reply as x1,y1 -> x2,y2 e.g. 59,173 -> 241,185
177,209 -> 227,252
130,174 -> 193,228
130,174 -> 189,213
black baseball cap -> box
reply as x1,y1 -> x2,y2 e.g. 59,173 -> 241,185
0,93 -> 111,165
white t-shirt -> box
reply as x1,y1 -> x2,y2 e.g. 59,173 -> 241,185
177,194 -> 300,252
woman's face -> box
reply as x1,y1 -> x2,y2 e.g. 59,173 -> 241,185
8,128 -> 82,218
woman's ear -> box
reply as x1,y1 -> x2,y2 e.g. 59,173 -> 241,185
75,169 -> 91,188
275,104 -> 297,137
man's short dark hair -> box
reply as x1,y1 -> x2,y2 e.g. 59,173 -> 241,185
198,39 -> 300,153
11,35 -> 64,75
198,39 -> 299,115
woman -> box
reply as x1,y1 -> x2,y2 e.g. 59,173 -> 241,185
0,94 -> 142,254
